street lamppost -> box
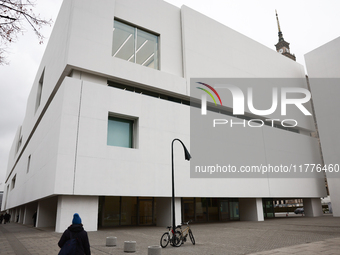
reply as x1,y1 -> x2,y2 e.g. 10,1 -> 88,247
171,138 -> 191,243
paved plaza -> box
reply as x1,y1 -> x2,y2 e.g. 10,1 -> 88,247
0,214 -> 340,254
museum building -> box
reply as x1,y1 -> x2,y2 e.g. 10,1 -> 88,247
1,0 -> 327,232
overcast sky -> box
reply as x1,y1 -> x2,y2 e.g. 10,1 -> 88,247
0,0 -> 339,190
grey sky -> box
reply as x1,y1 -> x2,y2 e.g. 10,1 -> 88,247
0,0 -> 339,190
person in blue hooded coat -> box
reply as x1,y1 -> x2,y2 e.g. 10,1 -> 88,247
58,213 -> 91,255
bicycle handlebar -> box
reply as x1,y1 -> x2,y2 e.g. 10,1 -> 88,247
166,220 -> 192,229
180,220 -> 193,225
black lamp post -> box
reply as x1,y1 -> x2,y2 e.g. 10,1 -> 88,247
171,138 -> 191,241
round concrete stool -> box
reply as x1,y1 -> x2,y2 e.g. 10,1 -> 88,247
148,245 -> 161,255
124,241 -> 136,253
106,236 -> 117,247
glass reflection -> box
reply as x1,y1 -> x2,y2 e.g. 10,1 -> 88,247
112,20 -> 159,70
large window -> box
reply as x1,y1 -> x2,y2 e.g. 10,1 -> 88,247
99,196 -> 155,227
182,198 -> 240,223
112,20 -> 159,69
107,116 -> 134,148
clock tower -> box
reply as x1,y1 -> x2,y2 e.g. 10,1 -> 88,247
275,10 -> 296,61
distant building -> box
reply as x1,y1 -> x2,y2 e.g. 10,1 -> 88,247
275,10 -> 296,61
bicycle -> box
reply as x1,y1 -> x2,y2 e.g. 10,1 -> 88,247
175,220 -> 195,246
160,226 -> 182,248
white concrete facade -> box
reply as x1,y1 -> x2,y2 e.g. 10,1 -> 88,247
305,36 -> 340,217
56,196 -> 98,233
2,0 -> 327,232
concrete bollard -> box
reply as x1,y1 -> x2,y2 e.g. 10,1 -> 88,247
124,241 -> 136,253
148,245 -> 161,255
106,236 -> 117,247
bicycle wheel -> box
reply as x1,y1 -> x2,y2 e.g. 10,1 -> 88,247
160,232 -> 170,248
170,231 -> 182,247
189,229 -> 195,245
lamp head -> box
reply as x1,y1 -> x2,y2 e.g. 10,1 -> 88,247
172,138 -> 191,161
183,146 -> 191,161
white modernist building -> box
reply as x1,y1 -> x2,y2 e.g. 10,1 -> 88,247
2,0 -> 327,232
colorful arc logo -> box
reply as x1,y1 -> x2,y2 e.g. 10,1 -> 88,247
196,82 -> 223,106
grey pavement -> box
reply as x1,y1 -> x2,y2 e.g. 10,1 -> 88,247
1,214 -> 340,254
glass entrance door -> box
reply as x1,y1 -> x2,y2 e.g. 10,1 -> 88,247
182,198 -> 195,222
219,200 -> 229,222
263,198 -> 275,218
229,199 -> 240,220
208,198 -> 219,222
121,197 -> 137,225
138,198 -> 153,225
195,198 -> 207,222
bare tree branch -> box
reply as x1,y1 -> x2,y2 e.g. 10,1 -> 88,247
0,14 -> 16,20
0,0 -> 52,64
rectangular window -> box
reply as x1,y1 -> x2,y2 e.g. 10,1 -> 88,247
27,155 -> 31,173
16,136 -> 22,154
112,20 -> 159,70
11,175 -> 16,190
16,126 -> 22,154
35,69 -> 45,112
107,116 -> 134,148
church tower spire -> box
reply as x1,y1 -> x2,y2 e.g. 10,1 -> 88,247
276,10 -> 284,42
274,10 -> 296,61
